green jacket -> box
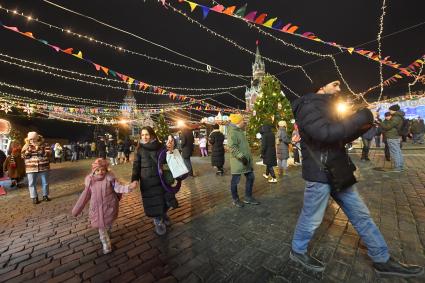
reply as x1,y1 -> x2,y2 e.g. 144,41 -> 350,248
227,124 -> 253,174
381,111 -> 404,139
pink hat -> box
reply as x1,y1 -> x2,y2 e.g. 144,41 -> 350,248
91,158 -> 109,173
27,131 -> 38,140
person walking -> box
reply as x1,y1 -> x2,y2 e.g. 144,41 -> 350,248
98,138 -> 106,159
131,126 -> 176,236
382,112 -> 392,161
70,142 -> 78,162
260,124 -> 278,183
276,120 -> 290,176
291,124 -> 301,165
117,140 -> 125,164
374,116 -> 382,147
289,74 -> 423,277
208,124 -> 225,175
107,138 -> 118,166
228,113 -> 259,208
418,117 -> 425,144
90,141 -> 96,158
181,129 -> 195,176
22,132 -> 51,204
123,137 -> 131,163
199,135 -> 208,157
53,143 -> 63,163
381,104 -> 405,172
72,158 -> 136,254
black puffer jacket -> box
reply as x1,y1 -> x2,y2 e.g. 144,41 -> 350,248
208,130 -> 225,167
260,125 -> 277,167
181,130 -> 194,159
131,141 -> 176,217
292,93 -> 373,183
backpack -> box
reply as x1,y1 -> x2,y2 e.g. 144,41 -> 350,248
398,118 -> 409,136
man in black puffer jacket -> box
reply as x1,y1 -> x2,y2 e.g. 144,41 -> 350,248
289,75 -> 423,278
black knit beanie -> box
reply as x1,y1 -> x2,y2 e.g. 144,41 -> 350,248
389,104 -> 400,111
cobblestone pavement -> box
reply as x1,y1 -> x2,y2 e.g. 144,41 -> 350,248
1,147 -> 425,283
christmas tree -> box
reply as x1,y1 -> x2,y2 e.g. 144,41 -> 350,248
247,74 -> 294,145
155,113 -> 170,143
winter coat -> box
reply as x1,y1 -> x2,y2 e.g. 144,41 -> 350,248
362,126 -> 376,140
107,142 -> 117,158
98,141 -> 106,155
3,154 -> 25,179
123,139 -> 131,154
72,172 -> 130,228
90,142 -> 96,152
260,125 -> 277,166
292,93 -> 373,183
209,130 -> 225,167
54,145 -> 63,158
21,140 -> 51,173
228,124 -> 253,174
131,140 -> 176,217
117,142 -> 124,152
276,127 -> 290,160
420,119 -> 425,133
0,150 -> 6,178
410,119 -> 425,134
381,111 -> 404,139
181,131 -> 194,159
199,137 -> 207,148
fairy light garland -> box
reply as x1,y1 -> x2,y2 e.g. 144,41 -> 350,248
408,63 -> 424,97
376,0 -> 387,102
0,53 -> 246,92
40,0 -> 249,80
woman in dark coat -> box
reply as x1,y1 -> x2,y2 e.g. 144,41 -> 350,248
208,124 -> 225,175
260,124 -> 278,183
131,126 -> 176,236
276,121 -> 290,176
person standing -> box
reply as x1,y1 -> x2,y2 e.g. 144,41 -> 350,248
260,124 -> 278,183
3,145 -> 25,185
22,132 -> 51,204
117,140 -> 125,164
199,135 -> 208,157
361,126 -> 376,161
291,124 -> 301,165
289,75 -> 422,277
228,113 -> 259,208
276,121 -> 290,176
98,138 -> 107,159
382,112 -> 392,161
418,117 -> 425,144
53,143 -> 63,163
374,116 -> 383,147
131,126 -> 176,235
90,141 -> 96,158
123,137 -> 131,163
181,129 -> 195,176
0,149 -> 6,178
107,138 -> 118,166
381,104 -> 404,172
209,124 -> 225,175
70,142 -> 78,162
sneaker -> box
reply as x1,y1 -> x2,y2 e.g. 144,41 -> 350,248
153,219 -> 167,236
373,257 -> 424,278
243,197 -> 260,205
42,196 -> 51,202
232,199 -> 244,208
262,174 -> 269,179
289,250 -> 325,272
268,178 -> 277,183
163,215 -> 171,226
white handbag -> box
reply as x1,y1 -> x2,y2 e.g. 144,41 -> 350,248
166,149 -> 189,178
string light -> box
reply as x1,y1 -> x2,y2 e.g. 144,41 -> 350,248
40,0 -> 250,80
0,52 -> 246,92
408,62 -> 424,97
376,0 -> 387,102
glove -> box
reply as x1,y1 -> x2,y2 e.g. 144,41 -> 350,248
240,156 -> 248,166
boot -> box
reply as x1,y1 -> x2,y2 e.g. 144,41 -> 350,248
32,197 -> 40,204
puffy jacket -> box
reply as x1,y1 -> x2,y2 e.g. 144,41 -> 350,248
260,125 -> 277,166
292,93 -> 373,183
381,111 -> 404,139
227,124 -> 253,174
209,130 -> 225,167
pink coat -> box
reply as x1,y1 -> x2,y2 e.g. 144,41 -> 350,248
72,172 -> 130,228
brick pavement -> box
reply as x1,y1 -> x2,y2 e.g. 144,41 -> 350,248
1,147 -> 425,282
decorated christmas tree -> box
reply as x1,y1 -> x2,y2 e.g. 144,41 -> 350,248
247,74 -> 294,145
155,113 -> 170,143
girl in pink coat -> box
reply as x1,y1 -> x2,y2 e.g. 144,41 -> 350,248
72,158 -> 137,254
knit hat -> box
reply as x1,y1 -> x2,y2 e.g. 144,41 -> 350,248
384,112 -> 391,117
389,104 -> 400,111
229,113 -> 243,125
91,158 -> 109,173
278,120 -> 287,127
27,131 -> 38,140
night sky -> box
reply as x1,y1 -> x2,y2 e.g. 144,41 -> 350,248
0,0 -> 424,140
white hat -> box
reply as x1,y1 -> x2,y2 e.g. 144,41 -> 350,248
27,131 -> 39,140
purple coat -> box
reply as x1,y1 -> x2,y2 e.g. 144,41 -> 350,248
72,172 -> 130,228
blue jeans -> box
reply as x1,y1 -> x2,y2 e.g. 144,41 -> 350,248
27,171 -> 49,198
292,181 -> 389,263
387,138 -> 404,169
230,171 -> 254,200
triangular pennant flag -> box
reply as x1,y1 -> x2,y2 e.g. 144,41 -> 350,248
49,44 -> 61,52
263,17 -> 277,28
222,6 -> 236,15
272,20 -> 283,30
39,40 -> 48,45
234,4 -> 247,17
211,5 -> 225,13
121,74 -> 128,82
127,77 -> 135,85
202,6 -> 210,19
63,48 -> 73,54
254,13 -> 268,24
93,63 -> 101,71
394,74 -> 403,79
23,32 -> 34,38
73,51 -> 83,59
3,25 -> 19,32
347,47 -> 354,54
100,66 -> 109,75
244,11 -> 257,22
287,25 -> 299,34
281,23 -> 291,32
109,70 -> 116,77
187,1 -> 198,12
